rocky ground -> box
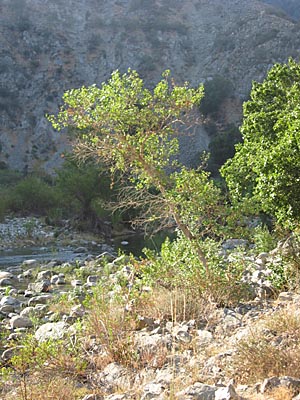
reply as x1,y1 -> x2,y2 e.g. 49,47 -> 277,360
0,218 -> 300,399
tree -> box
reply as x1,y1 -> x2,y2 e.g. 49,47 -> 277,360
200,75 -> 234,116
49,69 -> 225,270
55,158 -> 115,231
221,59 -> 300,227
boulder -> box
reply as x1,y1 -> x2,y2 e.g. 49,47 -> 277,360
10,315 -> 33,329
141,382 -> 164,399
35,321 -> 67,342
215,385 -> 239,400
0,296 -> 21,308
177,382 -> 218,399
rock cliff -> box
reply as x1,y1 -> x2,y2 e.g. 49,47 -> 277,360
1,0 -> 300,171
262,0 -> 300,20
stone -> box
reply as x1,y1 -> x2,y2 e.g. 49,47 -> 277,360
196,330 -> 213,346
35,321 -> 67,342
23,269 -> 34,278
97,362 -> 130,393
28,280 -> 51,293
215,385 -> 239,400
135,332 -> 171,353
28,294 -> 53,306
0,271 -> 13,280
10,315 -> 33,329
71,279 -> 83,287
24,290 -> 34,297
20,307 -> 36,317
0,304 -> 15,314
141,382 -> 164,399
87,275 -> 99,286
51,274 -> 66,285
1,347 -> 18,361
177,382 -> 218,399
0,296 -> 21,308
37,270 -> 52,280
0,278 -> 12,286
261,376 -> 300,395
22,259 -> 39,267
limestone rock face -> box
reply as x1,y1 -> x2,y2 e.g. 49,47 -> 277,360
1,0 -> 300,171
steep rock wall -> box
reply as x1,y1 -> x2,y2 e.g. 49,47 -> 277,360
1,0 -> 300,171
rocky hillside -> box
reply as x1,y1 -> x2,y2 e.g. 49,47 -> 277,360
1,0 -> 300,171
262,0 -> 300,20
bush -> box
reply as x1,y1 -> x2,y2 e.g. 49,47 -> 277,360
200,75 -> 234,116
8,176 -> 59,215
55,159 -> 116,230
141,234 -> 252,311
207,124 -> 242,176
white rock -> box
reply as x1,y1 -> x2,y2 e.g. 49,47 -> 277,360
35,321 -> 67,342
196,330 -> 213,346
141,382 -> 164,399
215,384 -> 239,400
23,259 -> 39,267
0,271 -> 13,280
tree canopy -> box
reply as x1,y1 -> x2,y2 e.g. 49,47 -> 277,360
221,58 -> 300,227
49,69 -> 226,270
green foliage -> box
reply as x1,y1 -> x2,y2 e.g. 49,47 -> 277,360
55,158 -> 114,225
251,225 -> 277,253
8,176 -> 58,215
142,234 -> 251,306
200,75 -> 234,116
207,124 -> 242,176
167,167 -> 226,238
222,58 -> 300,228
50,69 -> 224,267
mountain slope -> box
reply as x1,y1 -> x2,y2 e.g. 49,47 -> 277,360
261,0 -> 300,20
1,0 -> 300,171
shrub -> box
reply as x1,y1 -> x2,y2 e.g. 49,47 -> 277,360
8,176 -> 59,215
1,333 -> 89,400
55,159 -> 116,230
141,234 -> 252,312
207,124 -> 242,176
200,75 -> 234,116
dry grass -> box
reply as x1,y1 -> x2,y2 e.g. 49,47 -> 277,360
1,375 -> 91,400
230,304 -> 300,384
247,387 -> 295,400
86,290 -> 139,368
133,286 -> 221,329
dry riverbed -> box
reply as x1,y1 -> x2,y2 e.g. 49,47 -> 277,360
1,218 -> 300,399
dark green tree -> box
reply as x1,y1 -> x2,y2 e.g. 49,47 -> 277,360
221,59 -> 300,227
200,75 -> 234,116
55,159 -> 114,231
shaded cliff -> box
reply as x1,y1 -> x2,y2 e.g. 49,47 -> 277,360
1,0 -> 300,171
